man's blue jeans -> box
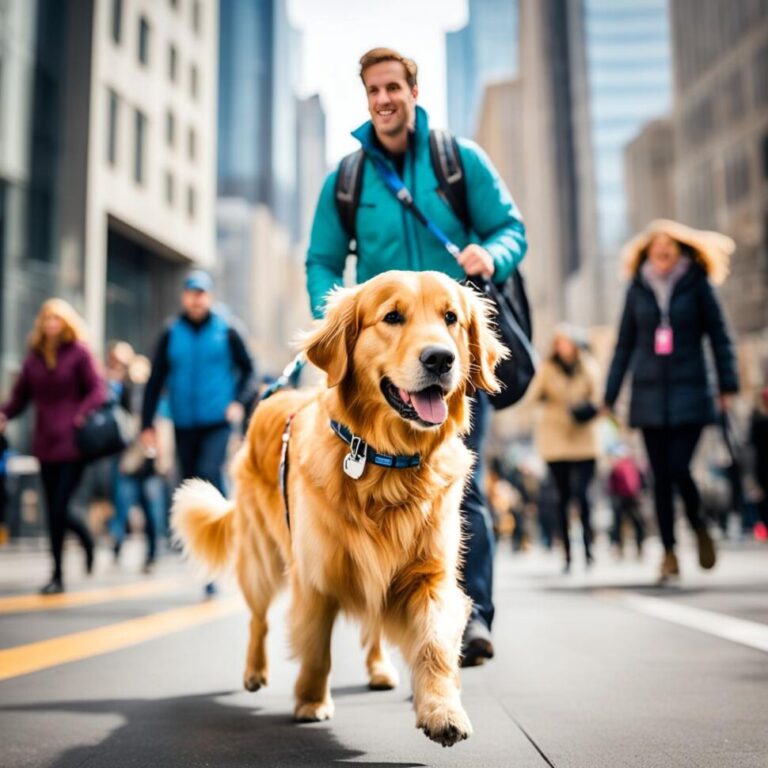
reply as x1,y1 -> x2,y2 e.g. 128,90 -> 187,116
174,423 -> 231,493
460,393 -> 495,630
109,460 -> 166,561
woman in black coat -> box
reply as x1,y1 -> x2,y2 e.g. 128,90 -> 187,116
604,220 -> 739,582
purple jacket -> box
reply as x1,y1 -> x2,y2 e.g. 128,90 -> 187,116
1,341 -> 105,463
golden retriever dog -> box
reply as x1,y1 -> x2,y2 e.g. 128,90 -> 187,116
172,270 -> 506,747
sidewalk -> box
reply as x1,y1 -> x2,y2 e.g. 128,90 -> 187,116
0,535 -> 767,767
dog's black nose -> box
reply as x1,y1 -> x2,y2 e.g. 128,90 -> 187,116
420,346 -> 455,376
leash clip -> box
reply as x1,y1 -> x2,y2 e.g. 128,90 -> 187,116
343,435 -> 368,480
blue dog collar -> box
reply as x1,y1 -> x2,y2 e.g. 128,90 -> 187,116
330,420 -> 421,471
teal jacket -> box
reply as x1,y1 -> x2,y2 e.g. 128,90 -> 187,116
306,106 -> 527,318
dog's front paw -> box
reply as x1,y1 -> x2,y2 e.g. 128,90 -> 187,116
243,670 -> 268,692
294,699 -> 335,722
368,659 -> 399,691
416,701 -> 472,747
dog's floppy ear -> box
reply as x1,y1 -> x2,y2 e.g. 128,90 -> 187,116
464,285 -> 508,394
302,286 -> 359,387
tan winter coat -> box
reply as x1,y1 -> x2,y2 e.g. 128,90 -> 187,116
529,356 -> 601,462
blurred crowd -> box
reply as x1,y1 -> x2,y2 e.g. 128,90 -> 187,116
0,224 -> 767,595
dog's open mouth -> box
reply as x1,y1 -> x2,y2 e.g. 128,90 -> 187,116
381,377 -> 448,427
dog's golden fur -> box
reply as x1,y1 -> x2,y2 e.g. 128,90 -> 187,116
172,270 -> 506,746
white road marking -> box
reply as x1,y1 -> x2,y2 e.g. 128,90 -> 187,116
608,591 -> 768,654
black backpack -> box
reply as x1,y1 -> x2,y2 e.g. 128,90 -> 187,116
333,130 -> 535,410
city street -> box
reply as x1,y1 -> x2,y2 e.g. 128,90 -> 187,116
1,534 -> 766,767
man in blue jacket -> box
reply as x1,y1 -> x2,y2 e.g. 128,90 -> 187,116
141,270 -> 255,510
306,47 -> 527,665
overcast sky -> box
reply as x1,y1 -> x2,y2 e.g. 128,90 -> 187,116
288,0 -> 468,164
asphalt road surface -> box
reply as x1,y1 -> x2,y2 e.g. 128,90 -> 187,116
1,533 -> 766,767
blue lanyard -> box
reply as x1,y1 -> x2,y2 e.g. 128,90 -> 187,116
369,156 -> 461,260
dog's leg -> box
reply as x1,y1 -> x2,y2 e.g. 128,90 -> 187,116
237,539 -> 283,692
291,583 -> 338,722
389,582 -> 472,747
365,630 -> 399,690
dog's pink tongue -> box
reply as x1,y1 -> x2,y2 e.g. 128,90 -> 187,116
410,389 -> 447,424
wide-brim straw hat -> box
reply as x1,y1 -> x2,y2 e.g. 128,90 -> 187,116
622,219 -> 735,285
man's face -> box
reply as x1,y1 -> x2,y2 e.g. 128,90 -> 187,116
182,289 -> 212,321
363,61 -> 418,140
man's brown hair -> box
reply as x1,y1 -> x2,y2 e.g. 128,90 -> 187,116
359,47 -> 418,88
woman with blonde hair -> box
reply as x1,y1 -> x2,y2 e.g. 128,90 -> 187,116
0,299 -> 105,593
530,325 -> 601,572
604,220 -> 739,582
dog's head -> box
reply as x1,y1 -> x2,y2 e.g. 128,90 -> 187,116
303,271 -> 507,438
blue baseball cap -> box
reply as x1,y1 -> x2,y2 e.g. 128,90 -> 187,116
183,270 -> 213,292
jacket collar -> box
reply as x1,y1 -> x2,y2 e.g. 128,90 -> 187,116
180,310 -> 214,331
636,261 -> 703,295
351,105 -> 430,157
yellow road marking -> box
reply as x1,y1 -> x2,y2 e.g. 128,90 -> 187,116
0,595 -> 244,681
0,577 -> 188,615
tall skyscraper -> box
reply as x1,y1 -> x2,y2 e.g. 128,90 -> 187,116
583,0 -> 672,252
446,0 -> 519,138
217,0 -> 301,239
217,0 -> 273,205
296,94 -> 327,243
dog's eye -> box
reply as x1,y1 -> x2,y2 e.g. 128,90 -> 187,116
444,310 -> 458,326
383,310 -> 405,325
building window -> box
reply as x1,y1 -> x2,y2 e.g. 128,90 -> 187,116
753,44 -> 768,108
192,1 -> 202,35
111,0 -> 123,44
168,43 -> 178,82
107,89 -> 119,166
190,64 -> 199,99
761,132 -> 768,181
723,144 -> 751,205
166,110 -> 176,147
165,171 -> 175,206
723,69 -> 746,124
134,109 -> 147,184
138,16 -> 150,66
187,126 -> 196,161
187,185 -> 196,218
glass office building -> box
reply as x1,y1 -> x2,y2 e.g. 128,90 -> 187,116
446,0 -> 519,139
0,0 -> 70,386
583,0 -> 672,250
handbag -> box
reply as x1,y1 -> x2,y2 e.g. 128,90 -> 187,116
76,403 -> 135,461
369,157 -> 537,410
570,402 -> 598,424
719,410 -> 746,515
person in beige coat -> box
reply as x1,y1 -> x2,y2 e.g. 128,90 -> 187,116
529,326 -> 601,572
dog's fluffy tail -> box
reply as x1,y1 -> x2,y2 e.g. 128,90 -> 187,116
171,479 -> 235,574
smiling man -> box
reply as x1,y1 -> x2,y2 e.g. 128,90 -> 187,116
305,47 -> 527,666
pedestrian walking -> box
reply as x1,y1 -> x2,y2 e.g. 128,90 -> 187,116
305,47 -> 527,666
107,344 -> 165,572
529,326 -> 601,572
604,220 -> 739,582
749,385 -> 768,536
607,447 -> 645,558
141,270 -> 255,593
0,299 -> 105,593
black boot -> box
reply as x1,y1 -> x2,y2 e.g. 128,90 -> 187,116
40,577 -> 64,595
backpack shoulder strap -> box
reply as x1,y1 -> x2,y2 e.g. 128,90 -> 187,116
334,148 -> 365,245
428,129 -> 470,232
